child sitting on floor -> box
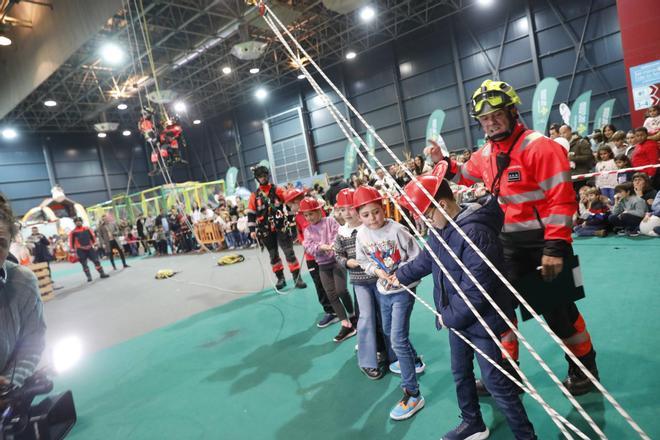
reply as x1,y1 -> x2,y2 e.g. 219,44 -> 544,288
609,182 -> 646,236
574,187 -> 610,237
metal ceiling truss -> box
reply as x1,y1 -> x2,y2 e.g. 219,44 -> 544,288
5,0 -> 470,133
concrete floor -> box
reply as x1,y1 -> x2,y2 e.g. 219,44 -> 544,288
42,245 -> 306,366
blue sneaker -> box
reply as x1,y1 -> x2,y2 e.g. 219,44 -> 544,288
317,313 -> 339,328
389,357 -> 426,375
389,390 -> 425,420
442,419 -> 490,440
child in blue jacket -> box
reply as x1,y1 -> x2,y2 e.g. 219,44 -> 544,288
392,175 -> 537,440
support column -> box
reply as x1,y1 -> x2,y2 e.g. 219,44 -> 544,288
450,21 -> 473,148
41,140 -> 56,187
231,111 -> 248,188
298,87 -> 318,174
525,0 -> 541,83
391,42 -> 412,155
96,139 -> 113,200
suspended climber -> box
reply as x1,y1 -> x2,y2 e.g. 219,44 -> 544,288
246,165 -> 307,290
138,107 -> 188,176
430,79 -> 599,396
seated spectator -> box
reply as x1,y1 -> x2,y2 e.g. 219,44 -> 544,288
609,182 -> 646,236
632,172 -> 657,209
595,146 -> 617,202
413,155 -> 431,175
574,188 -> 609,237
574,185 -> 592,226
640,191 -> 660,237
615,154 -> 634,184
631,127 -> 659,180
153,225 -> 168,255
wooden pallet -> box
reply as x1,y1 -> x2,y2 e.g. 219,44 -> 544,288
27,262 -> 55,302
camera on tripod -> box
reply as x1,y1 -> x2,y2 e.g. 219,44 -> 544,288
0,371 -> 76,440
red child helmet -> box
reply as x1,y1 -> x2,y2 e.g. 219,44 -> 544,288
352,185 -> 383,210
398,175 -> 443,219
298,197 -> 323,212
284,188 -> 306,204
335,188 -> 355,208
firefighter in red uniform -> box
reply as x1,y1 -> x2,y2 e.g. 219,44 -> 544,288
68,217 -> 109,282
432,79 -> 599,396
246,166 -> 307,290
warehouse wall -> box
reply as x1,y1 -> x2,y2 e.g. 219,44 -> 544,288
3,0 -> 628,211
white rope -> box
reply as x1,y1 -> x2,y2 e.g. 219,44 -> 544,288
261,13 -> 582,439
262,6 -> 649,439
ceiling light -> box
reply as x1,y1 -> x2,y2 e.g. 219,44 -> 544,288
100,42 -> 125,65
2,128 -> 17,139
97,132 -> 107,138
359,6 -> 376,22
297,74 -> 306,80
255,88 -> 268,100
249,67 -> 260,74
222,66 -> 232,75
193,119 -> 201,125
44,100 -> 57,107
122,130 -> 131,136
0,36 -> 11,46
345,51 -> 357,60
173,101 -> 186,113
476,0 -> 494,6
117,103 -> 128,110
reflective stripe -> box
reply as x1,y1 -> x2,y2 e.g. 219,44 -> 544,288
519,131 -> 544,152
502,218 -> 543,233
538,170 -> 571,191
542,214 -> 573,228
450,166 -> 462,183
460,166 -> 483,183
245,209 -> 256,214
498,189 -> 545,204
247,222 -> 257,227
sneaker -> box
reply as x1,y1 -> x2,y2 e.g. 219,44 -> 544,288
442,419 -> 489,440
627,230 -> 640,237
594,229 -> 607,237
100,273 -> 110,279
616,230 -> 627,236
333,325 -> 357,342
389,357 -> 426,375
389,390 -> 425,421
360,367 -> 383,380
317,313 -> 339,328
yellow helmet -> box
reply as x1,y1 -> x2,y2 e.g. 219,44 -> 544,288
470,79 -> 521,118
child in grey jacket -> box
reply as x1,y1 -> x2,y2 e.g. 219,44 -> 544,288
609,182 -> 647,235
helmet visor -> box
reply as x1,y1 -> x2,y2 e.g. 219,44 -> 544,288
471,91 -> 512,117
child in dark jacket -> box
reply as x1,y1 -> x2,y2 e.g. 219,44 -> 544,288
393,175 -> 536,440
574,187 -> 610,237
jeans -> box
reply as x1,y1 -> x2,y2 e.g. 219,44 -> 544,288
379,290 -> 418,394
600,187 -> 614,203
449,330 -> 536,439
608,213 -> 642,232
354,283 -> 382,369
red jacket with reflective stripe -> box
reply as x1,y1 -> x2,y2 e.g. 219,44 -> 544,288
446,123 -> 576,245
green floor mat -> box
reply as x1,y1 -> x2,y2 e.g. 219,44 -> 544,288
51,237 -> 660,439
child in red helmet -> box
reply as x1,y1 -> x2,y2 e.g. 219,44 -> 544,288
353,185 -> 425,421
392,173 -> 536,439
284,188 -> 337,328
333,188 -> 387,379
300,196 -> 357,342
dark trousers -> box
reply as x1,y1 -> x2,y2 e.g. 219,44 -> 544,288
306,259 -> 333,314
318,263 -> 353,321
263,231 -> 299,275
449,331 -> 536,439
608,213 -> 642,232
76,248 -> 102,274
501,233 -> 588,341
107,239 -> 127,269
